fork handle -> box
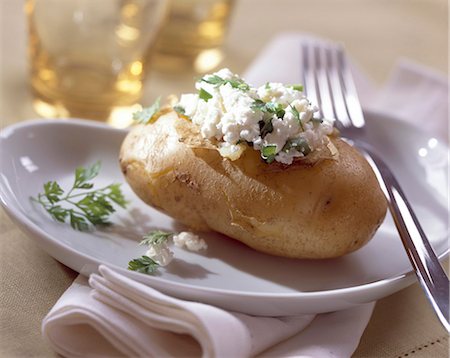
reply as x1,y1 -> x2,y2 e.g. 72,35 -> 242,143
363,148 -> 450,332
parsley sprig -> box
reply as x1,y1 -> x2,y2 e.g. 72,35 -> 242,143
252,99 -> 286,119
133,97 -> 161,124
139,230 -> 174,246
200,74 -> 250,91
128,255 -> 159,274
128,230 -> 175,275
32,162 -> 128,231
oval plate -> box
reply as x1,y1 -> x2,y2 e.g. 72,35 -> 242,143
0,110 -> 448,315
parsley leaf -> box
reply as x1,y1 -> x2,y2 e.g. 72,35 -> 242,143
74,161 -> 100,189
251,99 -> 266,111
43,181 -> 64,204
133,97 -> 161,124
261,145 -> 278,163
200,74 -> 250,91
173,105 -> 185,115
140,230 -> 174,246
199,88 -> 213,102
282,137 -> 311,156
265,102 -> 285,118
32,162 -> 128,231
128,255 -> 160,274
290,105 -> 305,131
259,118 -> 273,138
251,100 -> 285,119
289,84 -> 304,91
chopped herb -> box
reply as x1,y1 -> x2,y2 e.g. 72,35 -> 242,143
32,162 -> 128,231
251,100 -> 285,119
261,145 -> 278,163
282,137 -> 311,156
200,74 -> 250,91
265,102 -> 285,118
173,105 -> 185,115
251,99 -> 266,111
140,230 -> 174,246
265,82 -> 271,89
290,105 -> 305,131
199,88 -> 213,102
128,255 -> 159,274
259,118 -> 274,138
133,97 -> 161,124
289,84 -> 304,91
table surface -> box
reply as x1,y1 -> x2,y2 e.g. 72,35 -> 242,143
1,0 -> 448,357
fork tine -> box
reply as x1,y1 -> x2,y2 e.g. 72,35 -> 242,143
302,42 -> 350,126
327,46 -> 353,128
301,42 -> 364,129
316,46 -> 337,120
301,43 -> 321,117
336,47 -> 365,128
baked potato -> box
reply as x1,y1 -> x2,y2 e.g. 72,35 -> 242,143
119,110 -> 387,259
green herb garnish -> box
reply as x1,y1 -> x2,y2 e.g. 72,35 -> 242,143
199,88 -> 213,102
200,74 -> 250,91
139,230 -> 174,246
133,97 -> 161,124
282,137 -> 311,156
290,105 -> 305,131
251,100 -> 285,119
251,99 -> 266,111
261,145 -> 278,163
173,105 -> 185,115
32,162 -> 128,231
259,118 -> 274,138
289,84 -> 304,91
128,255 -> 160,274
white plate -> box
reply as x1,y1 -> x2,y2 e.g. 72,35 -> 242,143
1,111 -> 448,315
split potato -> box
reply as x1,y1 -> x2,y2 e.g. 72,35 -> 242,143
119,111 -> 387,259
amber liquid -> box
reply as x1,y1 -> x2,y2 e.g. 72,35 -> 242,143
153,0 -> 234,73
26,0 -> 168,125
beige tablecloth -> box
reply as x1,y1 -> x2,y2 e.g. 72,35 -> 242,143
1,0 -> 448,356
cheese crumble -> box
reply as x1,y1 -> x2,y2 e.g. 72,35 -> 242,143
175,68 -> 335,165
144,231 -> 207,267
173,232 -> 208,251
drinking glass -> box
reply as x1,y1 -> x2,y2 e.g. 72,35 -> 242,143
152,0 -> 235,73
26,0 -> 169,127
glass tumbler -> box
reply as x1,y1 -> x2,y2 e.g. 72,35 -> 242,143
152,0 -> 235,73
26,0 -> 169,127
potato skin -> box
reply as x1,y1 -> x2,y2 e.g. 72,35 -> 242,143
120,111 -> 387,259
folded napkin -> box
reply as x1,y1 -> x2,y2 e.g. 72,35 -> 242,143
42,266 -> 374,358
41,34 -> 449,357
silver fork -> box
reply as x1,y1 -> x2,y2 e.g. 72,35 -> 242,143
301,42 -> 449,332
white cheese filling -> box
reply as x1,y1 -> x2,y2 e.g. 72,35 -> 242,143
176,68 -> 335,165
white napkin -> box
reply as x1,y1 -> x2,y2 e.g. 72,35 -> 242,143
42,265 -> 373,358
41,34 -> 449,357
369,58 -> 449,142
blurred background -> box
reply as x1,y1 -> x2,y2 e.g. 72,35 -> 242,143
1,0 -> 448,128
